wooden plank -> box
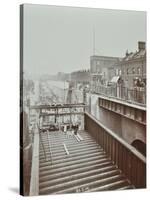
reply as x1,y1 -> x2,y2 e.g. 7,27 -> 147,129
77,133 -> 84,141
63,143 -> 69,155
74,135 -> 80,142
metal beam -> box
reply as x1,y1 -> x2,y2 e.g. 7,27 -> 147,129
30,103 -> 87,110
40,112 -> 84,117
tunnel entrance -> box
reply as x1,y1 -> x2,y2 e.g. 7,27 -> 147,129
131,140 -> 146,156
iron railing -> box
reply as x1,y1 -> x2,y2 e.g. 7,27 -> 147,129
91,84 -> 146,105
84,112 -> 146,188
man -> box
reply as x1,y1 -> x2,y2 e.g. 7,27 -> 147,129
74,123 -> 79,135
64,124 -> 67,134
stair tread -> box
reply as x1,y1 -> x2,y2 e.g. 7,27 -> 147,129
39,130 -> 134,195
40,149 -> 105,163
39,145 -> 103,158
117,185 -> 135,190
55,175 -> 124,194
40,154 -> 108,171
87,179 -> 130,192
40,140 -> 98,149
40,158 -> 111,177
40,174 -> 124,194
39,165 -> 118,188
40,170 -> 122,193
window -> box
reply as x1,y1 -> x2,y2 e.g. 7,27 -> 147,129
96,66 -> 100,73
137,67 -> 141,75
132,68 -> 135,74
119,69 -> 122,76
116,69 -> 119,76
97,61 -> 100,65
122,69 -> 124,74
127,68 -> 129,74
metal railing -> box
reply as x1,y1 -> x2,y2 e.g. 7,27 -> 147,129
84,112 -> 146,188
91,84 -> 146,105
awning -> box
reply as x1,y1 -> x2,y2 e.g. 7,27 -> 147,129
110,76 -> 120,83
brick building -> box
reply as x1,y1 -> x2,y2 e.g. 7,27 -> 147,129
90,55 -> 120,91
114,41 -> 146,89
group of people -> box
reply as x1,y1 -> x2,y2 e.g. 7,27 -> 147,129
63,123 -> 79,135
71,124 -> 79,135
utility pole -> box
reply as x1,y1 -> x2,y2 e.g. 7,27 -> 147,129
93,27 -> 96,55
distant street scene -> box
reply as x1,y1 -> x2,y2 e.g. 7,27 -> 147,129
20,4 -> 146,196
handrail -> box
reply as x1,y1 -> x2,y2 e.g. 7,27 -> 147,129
91,84 -> 146,105
47,131 -> 53,164
29,127 -> 39,196
97,94 -> 146,111
84,111 -> 146,188
39,131 -> 47,161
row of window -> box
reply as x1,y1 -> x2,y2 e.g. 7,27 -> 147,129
91,66 -> 101,73
116,67 -> 141,76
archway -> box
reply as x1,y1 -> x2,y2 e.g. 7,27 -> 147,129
131,139 -> 146,156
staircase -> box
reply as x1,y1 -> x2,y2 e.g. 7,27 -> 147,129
39,130 -> 134,195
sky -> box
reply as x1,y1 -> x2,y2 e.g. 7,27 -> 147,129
23,4 -> 146,79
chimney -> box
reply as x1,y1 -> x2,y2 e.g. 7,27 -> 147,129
138,41 -> 146,51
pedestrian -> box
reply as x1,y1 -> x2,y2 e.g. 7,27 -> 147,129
74,123 -> 79,135
64,124 -> 67,134
71,123 -> 75,134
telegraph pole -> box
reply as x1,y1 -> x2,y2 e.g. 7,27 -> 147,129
93,27 -> 96,55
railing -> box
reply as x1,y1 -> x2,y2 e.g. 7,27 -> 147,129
84,112 -> 146,188
91,84 -> 146,105
47,131 -> 53,164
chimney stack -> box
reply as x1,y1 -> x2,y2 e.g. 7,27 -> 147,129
138,41 -> 146,51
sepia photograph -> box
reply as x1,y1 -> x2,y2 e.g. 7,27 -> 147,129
20,4 -> 146,196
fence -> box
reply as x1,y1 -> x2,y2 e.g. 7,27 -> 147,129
91,84 -> 146,105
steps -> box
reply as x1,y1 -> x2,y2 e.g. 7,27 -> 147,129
39,130 -> 134,195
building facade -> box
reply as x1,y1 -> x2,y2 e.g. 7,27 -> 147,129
114,41 -> 146,89
90,42 -> 146,104
111,41 -> 146,104
70,69 -> 91,85
90,55 -> 120,91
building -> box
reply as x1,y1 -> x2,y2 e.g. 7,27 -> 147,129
57,72 -> 70,81
90,55 -> 120,91
114,41 -> 146,89
108,41 -> 146,104
90,42 -> 146,104
70,69 -> 91,85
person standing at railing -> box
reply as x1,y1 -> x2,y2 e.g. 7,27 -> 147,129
74,123 -> 79,135
64,124 -> 67,134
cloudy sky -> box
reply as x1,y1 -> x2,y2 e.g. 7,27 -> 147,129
23,4 -> 146,78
